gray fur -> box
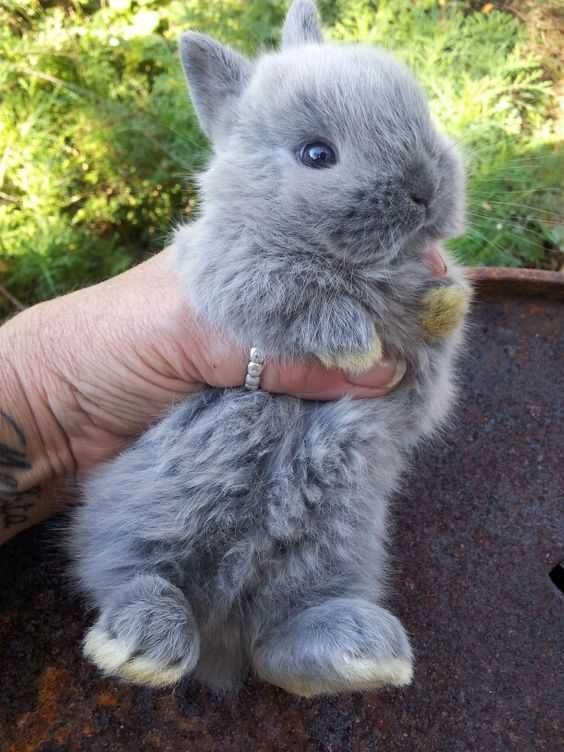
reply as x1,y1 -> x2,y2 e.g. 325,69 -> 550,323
95,574 -> 200,672
70,1 -> 470,695
282,0 -> 323,48
179,32 -> 251,142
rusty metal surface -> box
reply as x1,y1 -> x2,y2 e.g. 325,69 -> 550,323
1,296 -> 563,752
466,267 -> 564,301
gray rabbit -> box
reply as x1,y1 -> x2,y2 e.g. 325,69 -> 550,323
71,0 -> 471,697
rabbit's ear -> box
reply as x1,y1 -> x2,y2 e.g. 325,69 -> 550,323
180,32 -> 251,142
282,0 -> 323,48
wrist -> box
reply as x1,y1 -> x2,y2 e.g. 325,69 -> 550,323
0,304 -> 76,492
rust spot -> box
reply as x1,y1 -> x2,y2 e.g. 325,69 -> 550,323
97,688 -> 119,707
9,666 -> 72,752
527,303 -> 546,316
82,721 -> 96,736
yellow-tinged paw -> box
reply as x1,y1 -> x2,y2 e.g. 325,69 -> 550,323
83,626 -> 188,688
276,656 -> 414,698
420,285 -> 471,340
317,335 -> 383,375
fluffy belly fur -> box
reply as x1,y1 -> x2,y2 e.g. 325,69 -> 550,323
74,389 -> 406,606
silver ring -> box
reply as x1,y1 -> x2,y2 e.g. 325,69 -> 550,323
244,347 -> 265,391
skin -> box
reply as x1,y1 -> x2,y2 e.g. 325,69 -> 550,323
0,248 -> 405,544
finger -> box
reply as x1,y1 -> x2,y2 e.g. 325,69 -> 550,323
423,243 -> 448,276
190,314 -> 406,399
262,354 -> 406,401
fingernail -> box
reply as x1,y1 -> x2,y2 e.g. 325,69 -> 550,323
346,356 -> 406,389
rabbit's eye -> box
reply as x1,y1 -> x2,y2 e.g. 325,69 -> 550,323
298,141 -> 337,169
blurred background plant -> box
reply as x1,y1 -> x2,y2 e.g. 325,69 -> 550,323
1,0 -> 562,317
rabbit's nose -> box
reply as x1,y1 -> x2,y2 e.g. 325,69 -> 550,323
409,185 -> 433,209
406,158 -> 437,210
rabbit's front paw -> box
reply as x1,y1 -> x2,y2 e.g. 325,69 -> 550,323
317,333 -> 383,375
288,297 -> 381,374
419,285 -> 471,340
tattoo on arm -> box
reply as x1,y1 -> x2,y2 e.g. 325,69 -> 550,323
0,410 -> 36,529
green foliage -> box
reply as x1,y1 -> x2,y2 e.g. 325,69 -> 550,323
1,0 -> 562,315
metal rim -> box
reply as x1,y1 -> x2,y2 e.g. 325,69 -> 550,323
466,267 -> 564,301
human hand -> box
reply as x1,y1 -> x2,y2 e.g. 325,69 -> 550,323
4,249 -> 405,483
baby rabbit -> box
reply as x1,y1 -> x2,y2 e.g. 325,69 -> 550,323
71,0 -> 471,697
